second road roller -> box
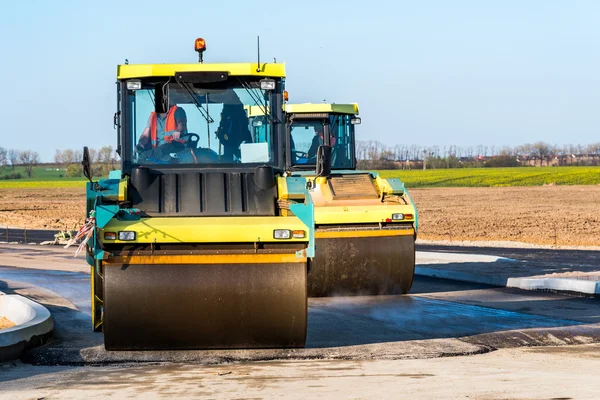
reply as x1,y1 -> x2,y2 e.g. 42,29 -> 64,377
283,103 -> 418,296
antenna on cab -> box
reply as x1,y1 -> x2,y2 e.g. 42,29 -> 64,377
256,36 -> 261,72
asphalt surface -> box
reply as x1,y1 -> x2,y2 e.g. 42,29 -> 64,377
417,243 -> 600,269
0,228 -> 60,244
2,252 -> 600,364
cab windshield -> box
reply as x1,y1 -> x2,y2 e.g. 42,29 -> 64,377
289,114 -> 355,169
126,78 -> 278,166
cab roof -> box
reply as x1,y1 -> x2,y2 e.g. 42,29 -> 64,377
284,103 -> 359,115
117,62 -> 286,80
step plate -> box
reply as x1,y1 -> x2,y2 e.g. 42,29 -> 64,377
328,174 -> 379,200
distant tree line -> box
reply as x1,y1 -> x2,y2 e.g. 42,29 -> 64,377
2,140 -> 599,178
356,141 -> 600,170
0,146 -> 119,179
54,146 -> 119,177
0,148 -> 40,178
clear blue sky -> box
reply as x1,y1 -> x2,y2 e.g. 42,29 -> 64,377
1,0 -> 599,161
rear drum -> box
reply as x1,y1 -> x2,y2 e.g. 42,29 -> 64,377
308,234 -> 415,297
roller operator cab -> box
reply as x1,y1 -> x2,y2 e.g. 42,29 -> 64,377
83,39 -> 315,351
283,103 -> 418,297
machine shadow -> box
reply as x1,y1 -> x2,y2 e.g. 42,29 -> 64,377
409,275 -> 493,294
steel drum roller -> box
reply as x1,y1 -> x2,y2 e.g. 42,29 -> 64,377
103,261 -> 307,350
308,234 -> 415,297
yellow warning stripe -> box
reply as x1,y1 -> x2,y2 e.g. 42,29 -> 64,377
315,229 -> 415,239
105,253 -> 307,265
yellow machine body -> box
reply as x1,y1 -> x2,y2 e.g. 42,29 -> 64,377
87,57 -> 315,350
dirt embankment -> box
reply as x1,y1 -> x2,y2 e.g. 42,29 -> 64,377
0,185 -> 599,247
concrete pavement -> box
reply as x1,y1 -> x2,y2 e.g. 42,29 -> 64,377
416,245 -> 600,295
3,344 -> 600,399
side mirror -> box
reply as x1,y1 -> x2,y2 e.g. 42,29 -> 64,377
82,146 -> 93,183
155,83 -> 169,113
350,117 -> 361,125
315,145 -> 332,178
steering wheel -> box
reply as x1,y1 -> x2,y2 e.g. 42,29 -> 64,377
294,151 -> 308,158
180,133 -> 200,148
135,141 -> 185,164
293,151 -> 316,165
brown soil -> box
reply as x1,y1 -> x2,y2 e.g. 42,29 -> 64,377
0,316 -> 15,330
410,185 -> 600,247
0,186 -> 599,247
0,188 -> 86,231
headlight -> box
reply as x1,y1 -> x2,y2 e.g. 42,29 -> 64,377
391,213 -> 405,221
118,231 -> 136,241
273,229 -> 291,239
260,79 -> 276,90
126,80 -> 142,90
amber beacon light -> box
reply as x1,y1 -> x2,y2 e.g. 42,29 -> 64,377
195,38 -> 207,63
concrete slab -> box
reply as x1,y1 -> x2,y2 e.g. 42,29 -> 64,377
415,250 -> 600,295
507,277 -> 600,295
417,251 -> 516,264
0,292 -> 54,362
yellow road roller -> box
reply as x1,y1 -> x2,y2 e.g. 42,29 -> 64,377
283,103 -> 418,296
81,39 -> 315,350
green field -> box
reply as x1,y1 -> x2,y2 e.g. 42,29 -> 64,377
1,166 -> 70,180
377,166 -> 600,188
0,180 -> 87,189
0,166 -> 86,188
1,166 -> 600,189
0,165 -> 103,188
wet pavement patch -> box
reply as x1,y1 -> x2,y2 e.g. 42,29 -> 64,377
306,295 -> 583,347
